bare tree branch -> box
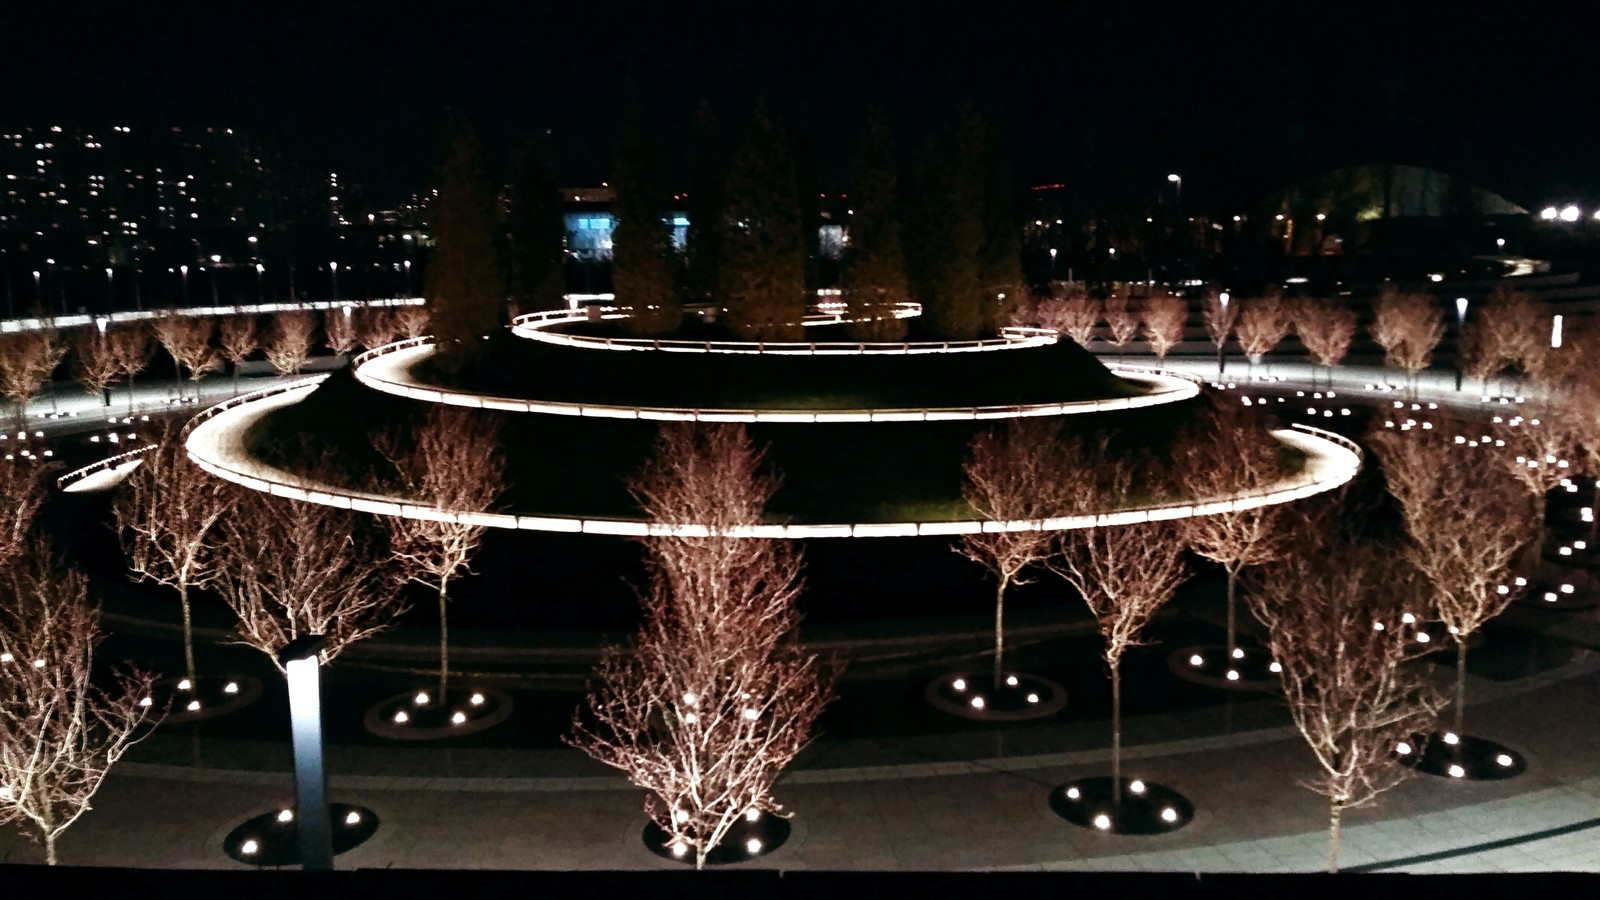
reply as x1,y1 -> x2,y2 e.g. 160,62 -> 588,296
567,424 -> 835,869
1141,291 -> 1188,364
376,408 -> 505,697
1036,287 -> 1100,349
0,542 -> 158,865
958,420 -> 1075,686
264,312 -> 317,377
1251,512 -> 1442,872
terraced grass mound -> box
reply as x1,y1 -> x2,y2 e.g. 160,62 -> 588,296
247,367 -> 1236,524
408,330 -> 1146,411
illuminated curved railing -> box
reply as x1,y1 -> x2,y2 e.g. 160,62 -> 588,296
350,338 -> 1203,422
184,379 -> 1360,537
509,306 -> 1057,355
1,297 -> 425,335
55,443 -> 158,492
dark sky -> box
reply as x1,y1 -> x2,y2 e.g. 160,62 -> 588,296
5,0 -> 1595,209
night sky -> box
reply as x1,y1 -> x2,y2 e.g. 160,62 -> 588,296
6,0 -> 1595,209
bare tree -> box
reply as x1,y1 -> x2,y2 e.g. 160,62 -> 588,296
1036,288 -> 1101,349
1292,297 -> 1358,389
1236,293 -> 1291,373
216,489 -> 404,670
150,314 -> 190,399
168,318 -> 220,400
1175,404 -> 1292,660
217,314 -> 258,393
568,424 -> 835,869
108,323 -> 154,415
0,543 -> 157,865
324,308 -> 358,357
0,331 -> 61,427
70,328 -> 121,408
1103,292 -> 1140,362
264,311 -> 317,377
0,461 -> 47,569
377,408 -> 505,698
1252,520 -> 1442,872
1371,427 -> 1535,736
353,307 -> 399,349
1371,290 -> 1445,392
1202,288 -> 1237,376
1051,448 -> 1190,819
112,433 -> 230,687
1141,292 -> 1188,365
395,305 -> 431,340
958,421 -> 1074,688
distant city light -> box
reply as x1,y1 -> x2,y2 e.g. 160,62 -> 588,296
1540,207 -> 1559,220
1560,206 -> 1580,222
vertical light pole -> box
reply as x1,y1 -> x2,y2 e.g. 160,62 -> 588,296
1217,291 -> 1230,376
179,264 -> 190,306
209,255 -> 222,305
402,259 -> 411,297
256,263 -> 266,302
1552,314 -> 1563,350
105,267 -> 115,310
330,261 -> 339,301
32,270 -> 41,311
1049,247 -> 1058,281
279,635 -> 333,871
1454,297 -> 1468,391
1166,173 -> 1182,206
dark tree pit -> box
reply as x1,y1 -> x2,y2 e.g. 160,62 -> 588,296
223,804 -> 379,867
1396,731 -> 1526,781
643,812 -> 792,866
1049,776 -> 1194,835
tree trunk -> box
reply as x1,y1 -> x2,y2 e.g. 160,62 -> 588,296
180,581 -> 196,687
1328,801 -> 1342,873
44,831 -> 57,866
1111,658 -> 1123,822
1453,636 -> 1468,736
438,575 -> 451,699
993,577 -> 1008,688
1225,563 -> 1240,659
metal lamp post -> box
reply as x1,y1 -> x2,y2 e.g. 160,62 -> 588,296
330,261 -> 339,301
1217,291 -> 1230,376
1454,297 -> 1468,391
179,265 -> 190,306
279,635 -> 333,871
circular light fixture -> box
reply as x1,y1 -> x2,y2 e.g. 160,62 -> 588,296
345,811 -> 361,825
1189,654 -> 1203,667
1066,787 -> 1081,800
240,839 -> 259,855
277,809 -> 293,823
1496,754 -> 1514,767
1093,813 -> 1112,830
1161,807 -> 1178,823
1448,764 -> 1466,778
1269,661 -> 1282,674
1443,732 -> 1460,746
413,692 -> 429,706
746,838 -> 763,854
1005,675 -> 1019,687
952,678 -> 967,692
1396,741 -> 1412,755
393,710 -> 408,724
1129,780 -> 1146,794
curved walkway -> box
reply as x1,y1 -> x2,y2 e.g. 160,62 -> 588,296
351,337 -> 1204,423
182,380 -> 1361,538
510,307 -> 1058,355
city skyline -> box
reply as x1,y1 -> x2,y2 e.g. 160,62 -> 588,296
4,0 -> 1595,210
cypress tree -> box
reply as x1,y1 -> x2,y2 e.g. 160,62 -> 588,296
718,102 -> 806,341
844,107 -> 909,342
506,131 -> 567,315
921,105 -> 985,340
426,121 -> 504,371
612,98 -> 682,335
978,110 -> 1024,332
683,102 -> 726,308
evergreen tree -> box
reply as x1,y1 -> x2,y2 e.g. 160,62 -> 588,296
920,105 -> 985,340
426,122 -> 504,371
978,109 -> 1024,331
684,102 -> 726,307
612,98 -> 682,335
506,131 -> 567,315
717,102 -> 806,341
844,107 -> 909,342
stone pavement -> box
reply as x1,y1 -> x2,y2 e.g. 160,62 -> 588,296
1,649 -> 1595,872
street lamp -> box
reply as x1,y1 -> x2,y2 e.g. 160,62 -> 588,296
330,261 -> 339,301
1560,206 -> 1580,223
1217,292 -> 1231,376
1552,314 -> 1563,349
1454,297 -> 1468,391
1167,173 -> 1182,206
105,267 -> 114,310
402,259 -> 411,296
179,264 -> 190,306
279,635 -> 332,871
1049,247 -> 1058,279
